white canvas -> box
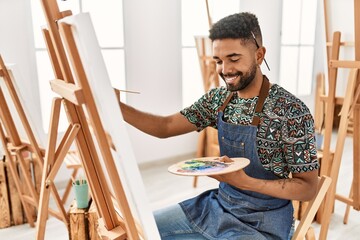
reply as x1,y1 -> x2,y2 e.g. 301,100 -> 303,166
0,65 -> 46,149
59,13 -> 161,240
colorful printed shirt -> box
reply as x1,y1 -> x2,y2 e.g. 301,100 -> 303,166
180,84 -> 319,179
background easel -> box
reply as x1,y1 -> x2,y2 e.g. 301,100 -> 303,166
315,1 -> 360,239
194,35 -> 220,158
0,55 -> 44,227
193,0 -> 220,188
36,0 -> 159,239
0,53 -> 84,230
0,53 -> 89,237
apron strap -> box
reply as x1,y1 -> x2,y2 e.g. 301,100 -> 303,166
217,75 -> 270,126
251,75 -> 270,126
218,92 -> 234,112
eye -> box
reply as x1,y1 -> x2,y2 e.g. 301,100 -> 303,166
215,60 -> 223,65
230,58 -> 239,62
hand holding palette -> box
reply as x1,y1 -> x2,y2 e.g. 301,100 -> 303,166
168,157 -> 250,176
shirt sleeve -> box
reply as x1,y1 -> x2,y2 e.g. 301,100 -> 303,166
180,87 -> 228,131
282,103 -> 320,174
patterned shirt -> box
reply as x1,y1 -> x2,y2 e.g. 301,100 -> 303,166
180,84 -> 319,179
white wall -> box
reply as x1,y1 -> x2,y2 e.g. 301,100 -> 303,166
122,0 -> 199,163
239,0 -> 283,84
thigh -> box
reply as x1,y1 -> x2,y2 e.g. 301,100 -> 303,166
154,204 -> 208,240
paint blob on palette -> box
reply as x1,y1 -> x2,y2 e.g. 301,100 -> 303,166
168,157 -> 250,176
177,160 -> 228,173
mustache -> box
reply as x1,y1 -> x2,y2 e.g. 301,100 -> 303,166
220,72 -> 243,78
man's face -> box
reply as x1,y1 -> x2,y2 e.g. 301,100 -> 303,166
212,38 -> 258,92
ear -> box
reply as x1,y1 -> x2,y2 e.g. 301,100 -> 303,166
256,46 -> 266,65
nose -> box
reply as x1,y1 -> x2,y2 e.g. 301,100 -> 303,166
222,65 -> 233,76
217,63 -> 233,76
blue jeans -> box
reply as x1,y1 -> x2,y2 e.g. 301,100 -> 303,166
154,204 -> 294,240
153,204 -> 208,240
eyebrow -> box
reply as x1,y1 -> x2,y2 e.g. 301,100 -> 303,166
213,53 -> 241,60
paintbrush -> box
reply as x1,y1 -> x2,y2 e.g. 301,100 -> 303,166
114,88 -> 140,94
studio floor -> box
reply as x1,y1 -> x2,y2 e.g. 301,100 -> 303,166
1,135 -> 360,239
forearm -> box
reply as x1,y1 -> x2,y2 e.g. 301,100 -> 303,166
239,173 -> 318,201
119,102 -> 197,138
120,102 -> 169,138
214,169 -> 319,201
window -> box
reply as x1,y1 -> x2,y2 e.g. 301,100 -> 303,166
181,0 -> 240,107
30,0 -> 125,132
279,0 -> 317,96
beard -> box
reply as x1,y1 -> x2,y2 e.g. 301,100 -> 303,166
220,62 -> 257,92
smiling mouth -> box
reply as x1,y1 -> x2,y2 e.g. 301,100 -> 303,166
224,74 -> 239,84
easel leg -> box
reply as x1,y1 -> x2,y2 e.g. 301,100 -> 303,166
352,106 -> 360,210
0,125 -> 35,227
36,97 -> 82,239
343,180 -> 354,224
16,150 -> 39,205
36,98 -> 62,240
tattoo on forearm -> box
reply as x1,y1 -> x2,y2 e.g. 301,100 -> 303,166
279,178 -> 303,189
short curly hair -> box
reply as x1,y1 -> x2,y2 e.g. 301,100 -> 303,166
209,12 -> 262,46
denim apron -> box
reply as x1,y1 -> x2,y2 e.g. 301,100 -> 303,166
180,76 -> 293,240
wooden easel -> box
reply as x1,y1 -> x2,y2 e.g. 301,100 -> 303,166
36,0 -> 151,239
0,55 -> 45,227
316,1 -> 360,239
314,73 -> 325,135
194,36 -> 220,158
0,55 -> 84,229
0,54 -> 86,230
193,0 -> 220,188
318,65 -> 358,239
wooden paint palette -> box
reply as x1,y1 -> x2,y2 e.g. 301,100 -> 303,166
168,157 -> 250,176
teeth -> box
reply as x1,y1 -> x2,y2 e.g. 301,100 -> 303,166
226,75 -> 238,81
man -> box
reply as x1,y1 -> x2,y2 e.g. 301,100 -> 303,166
120,12 -> 319,240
